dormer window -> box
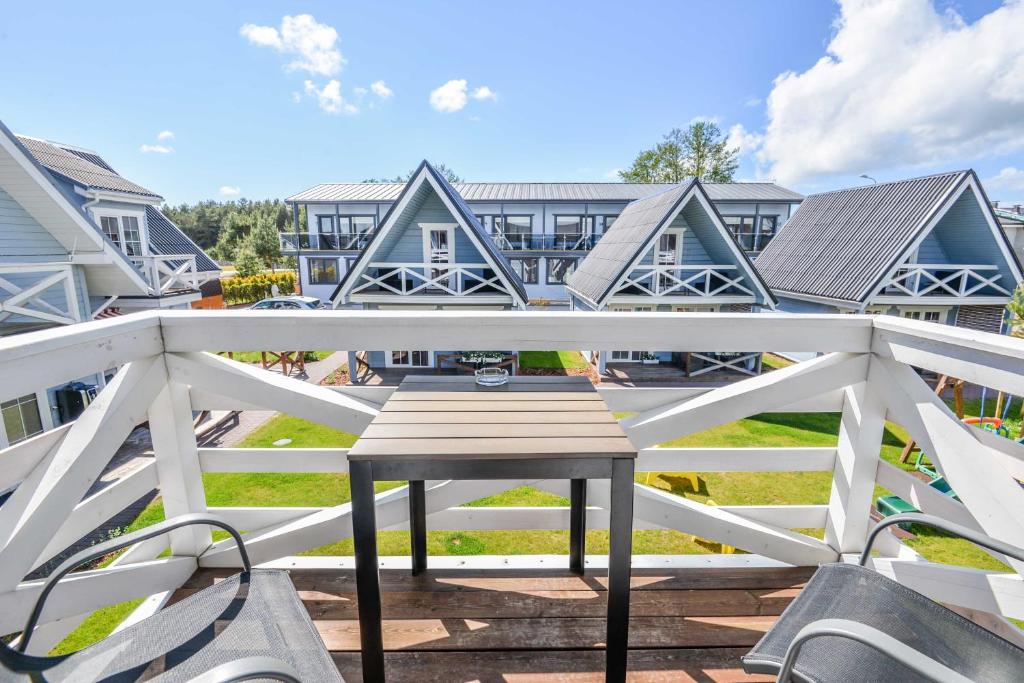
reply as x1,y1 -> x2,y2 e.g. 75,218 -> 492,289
98,214 -> 144,256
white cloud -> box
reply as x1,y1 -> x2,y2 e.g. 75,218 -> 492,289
353,86 -> 368,98
471,86 -> 497,101
240,14 -> 344,76
139,144 -> 173,154
156,130 -> 174,141
758,0 -> 1024,184
727,123 -> 764,157
430,79 -> 468,112
744,97 -> 762,107
219,186 -> 241,196
987,166 -> 1024,191
371,80 -> 393,99
303,79 -> 358,115
291,91 -> 302,103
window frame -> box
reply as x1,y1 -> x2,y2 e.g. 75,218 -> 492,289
1,393 -> 43,446
93,209 -> 148,257
307,257 -> 341,285
510,257 -> 539,284
546,257 -> 578,284
386,350 -> 433,368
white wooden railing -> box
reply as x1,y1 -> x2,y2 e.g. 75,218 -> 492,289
351,263 -> 512,298
0,311 -> 1023,651
0,264 -> 82,326
130,254 -> 199,295
613,265 -> 755,298
880,264 -> 1011,300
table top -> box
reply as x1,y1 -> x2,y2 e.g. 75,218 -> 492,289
348,375 -> 636,461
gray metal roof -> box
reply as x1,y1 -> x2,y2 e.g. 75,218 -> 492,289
566,184 -> 694,307
288,181 -> 803,204
333,161 -> 528,306
17,136 -> 162,199
754,171 -> 970,304
144,206 -> 220,273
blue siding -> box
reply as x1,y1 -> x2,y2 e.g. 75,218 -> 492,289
375,189 -> 484,264
0,186 -> 88,322
775,295 -> 836,314
915,231 -> 949,264
929,187 -> 1016,286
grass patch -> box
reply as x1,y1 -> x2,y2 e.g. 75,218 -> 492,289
50,599 -> 144,655
238,413 -> 358,448
518,351 -> 588,369
761,353 -> 794,370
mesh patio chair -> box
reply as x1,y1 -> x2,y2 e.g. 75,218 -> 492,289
742,513 -> 1024,682
0,514 -> 343,682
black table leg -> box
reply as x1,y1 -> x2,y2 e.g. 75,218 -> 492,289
569,478 -> 587,575
409,480 -> 427,575
606,458 -> 635,682
350,460 -> 386,682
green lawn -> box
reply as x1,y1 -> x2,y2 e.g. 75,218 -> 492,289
55,395 -> 1023,652
220,350 -> 334,364
518,350 -> 589,369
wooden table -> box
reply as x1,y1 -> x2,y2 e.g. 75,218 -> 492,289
347,376 -> 637,682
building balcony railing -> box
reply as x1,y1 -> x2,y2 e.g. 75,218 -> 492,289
279,232 -> 375,252
350,262 -> 513,299
613,265 -> 755,298
493,232 -> 602,251
130,254 -> 199,295
880,264 -> 1012,300
1,311 -> 1023,657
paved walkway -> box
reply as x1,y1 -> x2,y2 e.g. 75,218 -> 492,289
22,351 -> 350,576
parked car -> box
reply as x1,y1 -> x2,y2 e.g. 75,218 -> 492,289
248,295 -> 324,310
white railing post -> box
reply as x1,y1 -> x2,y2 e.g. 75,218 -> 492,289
824,374 -> 886,554
148,378 -> 211,556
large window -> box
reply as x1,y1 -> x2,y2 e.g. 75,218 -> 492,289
722,216 -> 756,251
308,258 -> 340,284
2,393 -> 43,445
722,215 -> 778,252
601,215 -> 618,233
389,350 -> 431,367
99,214 -> 143,255
547,257 -> 577,284
510,258 -> 539,284
481,215 -> 533,249
121,216 -> 143,256
554,216 -> 595,235
317,215 -> 335,233
100,216 -> 121,247
316,215 -> 376,234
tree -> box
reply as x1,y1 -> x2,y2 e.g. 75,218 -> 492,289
619,122 -> 739,183
1008,283 -> 1024,338
233,240 -> 263,277
248,214 -> 282,271
364,162 -> 461,184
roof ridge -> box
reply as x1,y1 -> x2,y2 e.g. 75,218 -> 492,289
803,170 -> 969,199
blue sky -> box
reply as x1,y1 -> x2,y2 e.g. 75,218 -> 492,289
3,1 -> 1023,204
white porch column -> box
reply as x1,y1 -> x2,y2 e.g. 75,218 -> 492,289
148,378 -> 211,556
824,375 -> 886,554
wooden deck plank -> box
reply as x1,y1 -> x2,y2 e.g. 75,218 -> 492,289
389,391 -> 602,401
181,566 -> 815,592
315,614 -> 776,651
360,423 -> 628,439
331,649 -> 771,682
348,436 -> 636,459
369,411 -> 618,424
381,400 -> 609,412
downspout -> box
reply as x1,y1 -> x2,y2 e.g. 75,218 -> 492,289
292,202 -> 302,294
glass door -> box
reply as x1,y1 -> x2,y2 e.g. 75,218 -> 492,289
426,228 -> 452,288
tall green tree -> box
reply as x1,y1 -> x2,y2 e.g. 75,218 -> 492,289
248,214 -> 282,271
233,240 -> 263,277
1008,283 -> 1024,338
619,122 -> 739,183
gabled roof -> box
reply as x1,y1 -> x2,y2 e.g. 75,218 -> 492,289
288,181 -> 804,204
0,120 -> 149,296
755,170 -> 1023,305
332,161 -> 528,307
565,180 -> 776,310
16,136 -> 162,199
144,206 -> 220,273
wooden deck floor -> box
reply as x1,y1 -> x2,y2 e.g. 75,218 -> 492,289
174,564 -> 813,682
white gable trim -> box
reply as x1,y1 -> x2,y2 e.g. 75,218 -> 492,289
863,175 -> 1023,307
0,130 -> 149,294
589,184 -> 775,310
335,166 -> 527,309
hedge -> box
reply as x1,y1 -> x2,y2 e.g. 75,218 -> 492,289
221,272 -> 296,305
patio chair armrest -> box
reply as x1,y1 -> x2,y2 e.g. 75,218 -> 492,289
187,656 -> 302,683
776,618 -> 970,683
17,512 -> 250,653
860,512 -> 1024,566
